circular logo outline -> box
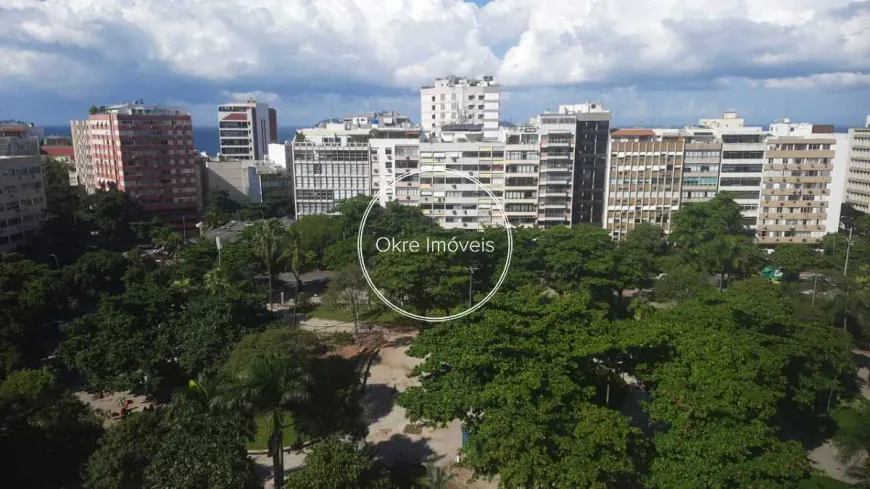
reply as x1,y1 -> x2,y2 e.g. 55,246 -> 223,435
356,168 -> 513,323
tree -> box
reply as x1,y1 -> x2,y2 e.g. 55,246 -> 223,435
225,327 -> 326,376
833,400 -> 870,484
203,189 -> 242,228
426,464 -> 454,489
234,355 -> 314,489
84,409 -> 166,489
0,254 -> 63,378
772,243 -> 821,278
653,263 -> 714,302
614,284 -> 849,487
702,234 -> 760,290
62,250 -> 130,308
284,438 -> 392,489
290,214 -> 343,266
615,223 -> 667,297
398,288 -> 647,488
131,218 -> 182,252
250,219 -> 287,310
79,187 -> 139,247
538,224 -> 617,300
144,410 -> 259,489
669,194 -> 747,249
826,285 -> 870,346
325,264 -> 368,339
0,368 -> 103,489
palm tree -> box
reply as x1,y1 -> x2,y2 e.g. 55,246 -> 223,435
251,219 -> 285,310
425,464 -> 455,489
827,285 -> 870,340
704,235 -> 755,291
833,401 -> 870,483
203,267 -> 231,295
234,356 -> 313,489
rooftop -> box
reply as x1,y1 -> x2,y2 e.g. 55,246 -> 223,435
612,128 -> 656,137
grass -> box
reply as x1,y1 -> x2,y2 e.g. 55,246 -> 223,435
245,411 -> 298,451
308,304 -> 406,325
799,474 -> 854,488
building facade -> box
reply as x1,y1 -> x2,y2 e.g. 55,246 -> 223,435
756,122 -> 839,244
605,129 -> 685,239
558,103 -> 611,225
420,76 -> 500,139
0,121 -> 41,156
70,102 -> 201,231
0,155 -> 46,251
846,116 -> 870,212
217,101 -> 275,161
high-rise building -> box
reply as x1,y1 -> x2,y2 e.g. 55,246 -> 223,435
679,129 -> 722,205
694,112 -> 767,227
70,102 -> 201,231
846,116 -> 870,213
0,155 -> 46,251
420,75 -> 500,140
604,129 -> 685,239
756,120 -> 842,244
558,103 -> 611,225
217,100 -> 275,161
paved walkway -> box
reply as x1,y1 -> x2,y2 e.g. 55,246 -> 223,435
252,324 -> 496,488
808,349 -> 870,483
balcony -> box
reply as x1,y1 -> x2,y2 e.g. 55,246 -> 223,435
757,236 -> 823,244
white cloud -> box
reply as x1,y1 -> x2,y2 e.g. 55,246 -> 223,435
754,72 -> 870,89
221,90 -> 282,104
0,0 -> 867,94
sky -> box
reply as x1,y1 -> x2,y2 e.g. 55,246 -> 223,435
0,0 -> 868,129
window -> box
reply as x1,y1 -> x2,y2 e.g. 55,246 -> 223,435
723,151 -> 764,159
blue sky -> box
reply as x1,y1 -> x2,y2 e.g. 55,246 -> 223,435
1,0 -> 868,129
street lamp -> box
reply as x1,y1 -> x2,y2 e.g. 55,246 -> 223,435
840,223 -> 854,277
48,254 -> 59,269
465,266 -> 478,309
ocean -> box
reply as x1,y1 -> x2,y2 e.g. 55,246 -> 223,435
43,125 -> 299,156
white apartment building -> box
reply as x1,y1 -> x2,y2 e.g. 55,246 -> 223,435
0,155 -> 47,251
420,76 -> 500,140
846,116 -> 870,212
217,101 -> 276,161
267,142 -> 292,170
757,120 -> 842,244
292,112 -> 418,217
692,112 -> 767,227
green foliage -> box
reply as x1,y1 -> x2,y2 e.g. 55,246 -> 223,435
144,410 -> 259,489
774,243 -> 822,277
618,281 -> 854,487
203,189 -> 242,228
399,288 -> 646,488
537,224 -> 618,301
0,253 -> 64,377
84,409 -> 166,489
284,438 -> 393,489
615,223 -> 668,293
833,400 -> 870,484
0,367 -> 103,489
225,326 -> 326,376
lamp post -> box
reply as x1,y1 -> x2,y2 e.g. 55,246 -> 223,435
844,226 -> 854,277
465,266 -> 477,309
48,254 -> 59,269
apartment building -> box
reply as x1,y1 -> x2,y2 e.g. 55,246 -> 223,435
203,159 -> 293,207
420,75 -> 500,139
0,121 -> 42,156
691,112 -> 767,227
756,120 -> 844,244
846,116 -> 870,212
558,103 -> 611,225
536,113 -> 577,227
680,129 -> 722,204
605,129 -> 685,239
0,155 -> 47,252
70,102 -> 201,231
217,100 -> 276,160
503,125 -> 541,227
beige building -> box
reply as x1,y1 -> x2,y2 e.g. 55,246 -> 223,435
605,129 -> 685,239
0,155 -> 47,251
846,116 -> 870,212
757,123 -> 837,245
420,76 -> 500,140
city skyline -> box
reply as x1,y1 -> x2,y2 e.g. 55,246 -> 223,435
0,0 -> 868,127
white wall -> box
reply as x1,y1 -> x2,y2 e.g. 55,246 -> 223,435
828,133 -> 850,233
267,143 -> 291,170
